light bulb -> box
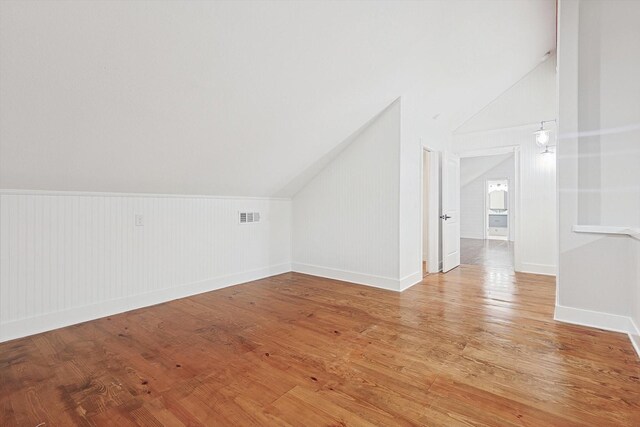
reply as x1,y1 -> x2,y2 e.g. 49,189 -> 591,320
535,129 -> 550,147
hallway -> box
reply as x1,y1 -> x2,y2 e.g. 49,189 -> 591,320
460,238 -> 514,268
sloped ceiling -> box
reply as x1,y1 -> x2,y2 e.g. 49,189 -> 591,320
455,54 -> 558,134
0,0 -> 556,196
461,154 -> 514,188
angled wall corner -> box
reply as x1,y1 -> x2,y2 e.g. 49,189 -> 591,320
291,100 -> 403,291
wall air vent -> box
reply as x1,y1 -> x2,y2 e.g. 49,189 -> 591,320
239,211 -> 261,224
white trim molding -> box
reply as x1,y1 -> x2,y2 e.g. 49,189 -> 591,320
572,225 -> 640,241
630,333 -> 640,358
0,188 -> 291,201
554,305 -> 635,334
399,272 -> 423,292
454,121 -> 556,138
457,145 -> 519,159
0,190 -> 293,343
630,318 -> 640,358
517,262 -> 556,276
292,263 -> 420,292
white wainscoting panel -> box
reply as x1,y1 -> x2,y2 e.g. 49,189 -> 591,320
0,191 -> 291,342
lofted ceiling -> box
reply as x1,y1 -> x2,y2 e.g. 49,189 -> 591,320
460,154 -> 514,188
0,0 -> 556,197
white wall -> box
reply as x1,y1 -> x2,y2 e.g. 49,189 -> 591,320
460,153 -> 512,187
0,1 -> 558,341
460,154 -> 515,241
456,51 -> 558,134
292,101 -> 406,290
556,0 -> 640,347
0,192 -> 291,342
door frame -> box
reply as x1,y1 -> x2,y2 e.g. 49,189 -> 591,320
420,145 -> 441,274
484,177 -> 510,241
458,145 -> 521,270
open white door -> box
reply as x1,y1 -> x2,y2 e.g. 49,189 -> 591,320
441,151 -> 460,272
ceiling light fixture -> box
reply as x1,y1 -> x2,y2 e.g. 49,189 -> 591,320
534,120 -> 556,152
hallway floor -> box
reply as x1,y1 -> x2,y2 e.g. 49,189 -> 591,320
460,238 -> 514,268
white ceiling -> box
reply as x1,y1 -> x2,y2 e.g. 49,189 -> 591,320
0,0 -> 556,196
456,54 -> 558,134
460,153 -> 514,188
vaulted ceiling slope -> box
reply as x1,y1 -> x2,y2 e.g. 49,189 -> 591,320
461,154 -> 514,188
455,54 -> 558,135
0,1 -> 556,197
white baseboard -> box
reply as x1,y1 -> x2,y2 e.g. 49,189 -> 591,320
517,262 -> 556,276
399,271 -> 423,291
0,263 -> 291,343
554,305 -> 634,334
630,334 -> 640,358
460,235 -> 484,240
292,262 -> 413,292
630,318 -> 640,358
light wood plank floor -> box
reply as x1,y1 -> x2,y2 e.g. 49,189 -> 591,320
1,267 -> 639,426
460,238 -> 514,268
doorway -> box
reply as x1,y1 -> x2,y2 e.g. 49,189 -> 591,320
422,149 -> 431,277
422,149 -> 432,277
459,152 -> 516,269
486,179 -> 509,241
421,147 -> 441,277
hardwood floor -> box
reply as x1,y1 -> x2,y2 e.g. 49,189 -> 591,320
460,238 -> 514,268
1,268 -> 639,426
